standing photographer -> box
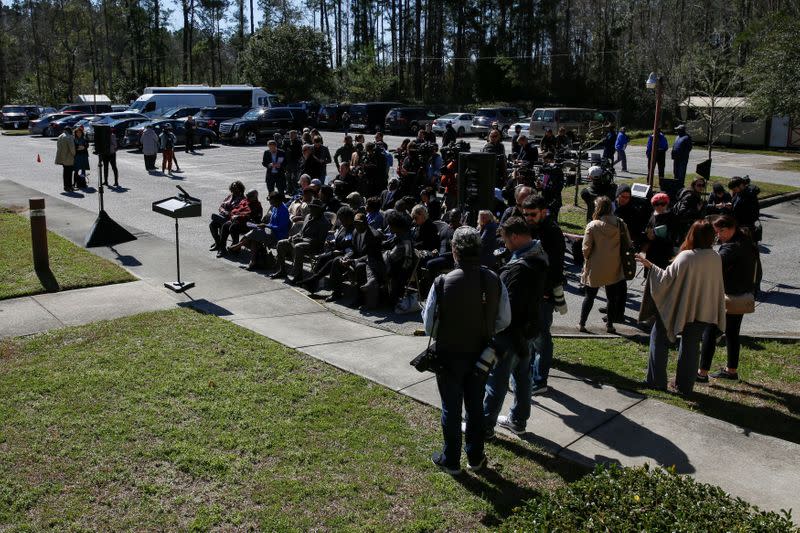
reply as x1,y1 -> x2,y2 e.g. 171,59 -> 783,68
422,227 -> 510,475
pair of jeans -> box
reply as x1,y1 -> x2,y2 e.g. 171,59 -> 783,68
436,361 -> 486,469
266,172 -> 286,195
700,313 -> 743,371
209,213 -> 228,247
647,316 -> 709,393
649,150 -> 666,178
531,299 -> 555,387
484,335 -> 532,430
101,154 -> 118,183
580,285 -> 617,326
614,149 -> 627,171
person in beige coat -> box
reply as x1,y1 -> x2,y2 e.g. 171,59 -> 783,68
580,196 -> 629,334
55,127 -> 77,192
636,220 -> 726,394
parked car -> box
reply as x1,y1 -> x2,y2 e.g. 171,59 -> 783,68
218,107 -> 307,145
384,107 -> 435,135
286,101 -> 320,126
507,117 -> 531,139
111,104 -> 130,112
528,107 -> 605,141
1,105 -> 41,129
123,119 -> 217,150
107,117 -> 150,143
48,114 -> 94,136
317,103 -> 350,130
158,106 -> 204,119
58,103 -> 113,115
194,106 -> 249,135
39,106 -> 57,116
471,107 -> 526,138
129,93 -> 215,117
83,111 -> 149,141
431,112 -> 474,136
29,113 -> 71,136
348,102 -> 403,133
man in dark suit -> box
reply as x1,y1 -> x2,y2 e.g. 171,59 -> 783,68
326,212 -> 384,301
262,139 -> 287,194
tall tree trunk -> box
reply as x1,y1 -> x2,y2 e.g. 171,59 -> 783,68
413,0 -> 421,98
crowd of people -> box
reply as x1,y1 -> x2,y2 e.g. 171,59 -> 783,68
54,116 -> 765,474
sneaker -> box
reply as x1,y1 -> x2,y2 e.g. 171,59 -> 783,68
710,368 -> 739,381
695,373 -> 709,384
431,451 -> 461,476
467,455 -> 487,472
531,384 -> 549,396
496,415 -> 525,435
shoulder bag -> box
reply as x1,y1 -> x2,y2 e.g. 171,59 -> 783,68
724,256 -> 758,315
410,277 -> 445,373
617,218 -> 637,281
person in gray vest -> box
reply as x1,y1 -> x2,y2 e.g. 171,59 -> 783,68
422,226 -> 510,475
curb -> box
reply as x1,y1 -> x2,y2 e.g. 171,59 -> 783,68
759,190 -> 800,208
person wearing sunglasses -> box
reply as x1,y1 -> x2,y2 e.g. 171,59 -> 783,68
641,192 -> 678,270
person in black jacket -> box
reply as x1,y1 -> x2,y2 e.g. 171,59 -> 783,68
262,139 -> 287,194
514,134 -> 538,169
614,185 -> 651,251
299,144 -> 323,181
442,123 -> 457,147
483,217 -> 548,435
324,212 -> 385,301
537,152 -> 564,221
334,135 -> 356,167
271,199 -> 332,282
727,176 -> 760,231
522,195 -> 567,395
642,192 -> 678,268
282,130 -> 304,193
302,206 -> 355,291
411,204 -> 440,252
673,177 -> 706,241
706,182 -> 732,216
698,215 -> 759,382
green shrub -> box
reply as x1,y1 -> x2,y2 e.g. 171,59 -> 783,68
500,464 -> 797,532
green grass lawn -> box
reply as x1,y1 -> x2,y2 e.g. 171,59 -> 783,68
0,208 -> 135,299
770,159 -> 800,172
0,129 -> 31,136
551,337 -> 800,445
0,309 -> 583,530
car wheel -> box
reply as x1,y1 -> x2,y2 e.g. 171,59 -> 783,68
200,135 -> 211,148
45,126 -> 53,137
244,130 -> 257,145
457,126 -> 465,136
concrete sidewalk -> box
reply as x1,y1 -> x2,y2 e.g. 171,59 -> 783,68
1,178 -> 798,515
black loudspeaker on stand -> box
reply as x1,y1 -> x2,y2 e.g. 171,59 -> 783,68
85,124 -> 137,248
457,152 -> 497,226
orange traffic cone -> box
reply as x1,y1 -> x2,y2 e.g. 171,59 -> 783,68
36,154 -> 41,163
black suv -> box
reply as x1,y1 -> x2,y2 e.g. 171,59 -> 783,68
218,107 -> 307,145
317,103 -> 350,129
384,106 -> 435,135
193,106 -> 249,135
286,101 -> 320,126
1,105 -> 41,129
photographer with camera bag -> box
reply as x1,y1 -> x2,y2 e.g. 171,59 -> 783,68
482,217 -> 547,437
421,227 -> 510,475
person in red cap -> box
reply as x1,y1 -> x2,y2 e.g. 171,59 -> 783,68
641,193 -> 678,269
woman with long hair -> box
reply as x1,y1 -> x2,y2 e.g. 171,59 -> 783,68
697,215 -> 759,382
579,196 -> 630,334
636,220 -> 726,394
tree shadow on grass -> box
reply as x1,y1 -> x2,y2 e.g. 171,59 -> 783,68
553,358 -> 800,445
454,468 -> 541,527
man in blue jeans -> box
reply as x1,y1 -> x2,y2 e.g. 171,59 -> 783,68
422,227 -> 510,475
522,196 -> 568,395
483,218 -> 547,436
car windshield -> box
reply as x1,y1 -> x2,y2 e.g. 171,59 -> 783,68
2,106 -> 25,113
439,114 -> 458,120
161,107 -> 180,117
243,109 -> 263,120
130,100 -> 146,111
476,110 -> 496,118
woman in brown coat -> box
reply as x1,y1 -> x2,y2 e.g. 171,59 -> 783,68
580,196 -> 629,334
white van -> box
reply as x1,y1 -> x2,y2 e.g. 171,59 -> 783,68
129,93 -> 215,117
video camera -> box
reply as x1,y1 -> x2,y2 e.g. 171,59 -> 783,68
440,140 -> 470,164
